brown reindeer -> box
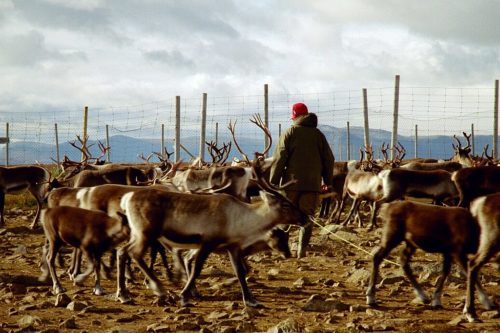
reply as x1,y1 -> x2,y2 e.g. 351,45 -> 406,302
49,165 -> 153,189
366,201 -> 494,316
40,206 -> 129,295
0,165 -> 51,228
451,165 -> 500,208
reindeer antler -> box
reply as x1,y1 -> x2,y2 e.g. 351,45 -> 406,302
250,113 -> 272,160
228,120 -> 251,164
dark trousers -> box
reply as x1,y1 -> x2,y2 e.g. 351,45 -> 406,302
285,191 -> 319,257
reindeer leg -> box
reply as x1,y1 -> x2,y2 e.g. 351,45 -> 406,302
400,244 -> 430,304
367,224 -> 404,306
463,249 -> 496,322
47,240 -> 66,295
69,249 -> 82,281
228,248 -> 262,308
180,243 -> 214,307
38,240 -> 50,282
319,198 -> 330,218
143,244 -> 159,287
116,247 -> 132,303
0,191 -> 5,227
327,199 -> 340,223
333,195 -> 347,224
157,243 -> 174,281
181,249 -> 201,297
129,241 -> 165,299
431,254 -> 451,308
74,249 -> 95,285
341,197 -> 360,226
29,196 -> 43,230
368,201 -> 380,230
93,253 -> 105,296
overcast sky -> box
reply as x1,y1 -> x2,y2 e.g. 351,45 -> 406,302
0,0 -> 499,114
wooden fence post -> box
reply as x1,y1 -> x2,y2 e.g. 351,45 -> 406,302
414,124 -> 418,158
199,93 -> 207,162
215,122 -> 219,146
471,123 -> 475,156
175,96 -> 181,162
494,79 -> 499,159
362,88 -> 370,148
105,124 -> 111,163
82,106 -> 88,162
6,123 -> 9,166
264,84 -> 269,157
161,124 -> 165,159
391,75 -> 400,159
54,123 -> 60,168
346,121 -> 351,160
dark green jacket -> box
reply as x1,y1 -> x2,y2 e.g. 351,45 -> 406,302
270,113 -> 335,192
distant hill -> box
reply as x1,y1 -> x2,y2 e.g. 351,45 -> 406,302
0,129 -> 495,165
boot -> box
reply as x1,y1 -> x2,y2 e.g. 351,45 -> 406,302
297,222 -> 312,258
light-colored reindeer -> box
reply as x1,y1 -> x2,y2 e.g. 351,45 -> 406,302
116,159 -> 307,308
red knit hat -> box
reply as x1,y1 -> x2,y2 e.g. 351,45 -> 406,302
291,102 -> 308,120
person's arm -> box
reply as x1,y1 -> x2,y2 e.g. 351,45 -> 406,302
270,133 -> 289,186
320,132 -> 335,186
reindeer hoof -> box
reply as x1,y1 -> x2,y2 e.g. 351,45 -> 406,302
38,273 -> 50,283
245,299 -> 263,308
180,295 -> 194,308
116,291 -> 132,304
465,313 -> 481,323
53,286 -> 66,295
153,295 -> 170,307
93,286 -> 105,296
366,295 -> 377,306
73,274 -> 87,284
431,300 -> 443,308
189,287 -> 201,298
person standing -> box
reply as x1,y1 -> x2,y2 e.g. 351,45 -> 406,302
270,102 -> 335,258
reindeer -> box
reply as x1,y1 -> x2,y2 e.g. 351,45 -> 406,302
331,145 -> 400,229
333,169 -> 383,229
44,183 -> 180,282
451,165 -> 500,208
378,168 -> 459,206
465,193 -> 500,322
401,161 -> 463,172
40,206 -> 129,296
0,165 -> 51,229
164,113 -> 272,201
49,165 -> 153,189
451,132 -> 474,167
116,159 -> 307,308
177,227 -> 291,298
366,201 -> 495,317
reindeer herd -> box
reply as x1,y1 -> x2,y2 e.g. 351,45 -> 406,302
0,123 -> 499,323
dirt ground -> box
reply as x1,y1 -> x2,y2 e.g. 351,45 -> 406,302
0,205 -> 498,333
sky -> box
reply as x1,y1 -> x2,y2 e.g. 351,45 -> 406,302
0,0 -> 499,114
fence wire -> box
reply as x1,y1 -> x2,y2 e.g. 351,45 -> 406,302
0,85 -> 497,165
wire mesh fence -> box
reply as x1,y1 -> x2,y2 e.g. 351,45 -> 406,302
0,81 -> 498,165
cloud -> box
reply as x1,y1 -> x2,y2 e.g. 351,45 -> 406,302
0,30 -> 86,67
309,0 -> 500,46
12,0 -> 126,43
143,49 -> 195,69
0,0 -> 498,116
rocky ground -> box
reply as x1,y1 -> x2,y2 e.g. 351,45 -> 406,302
0,207 -> 498,333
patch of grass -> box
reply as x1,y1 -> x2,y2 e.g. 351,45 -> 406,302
5,192 -> 38,210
